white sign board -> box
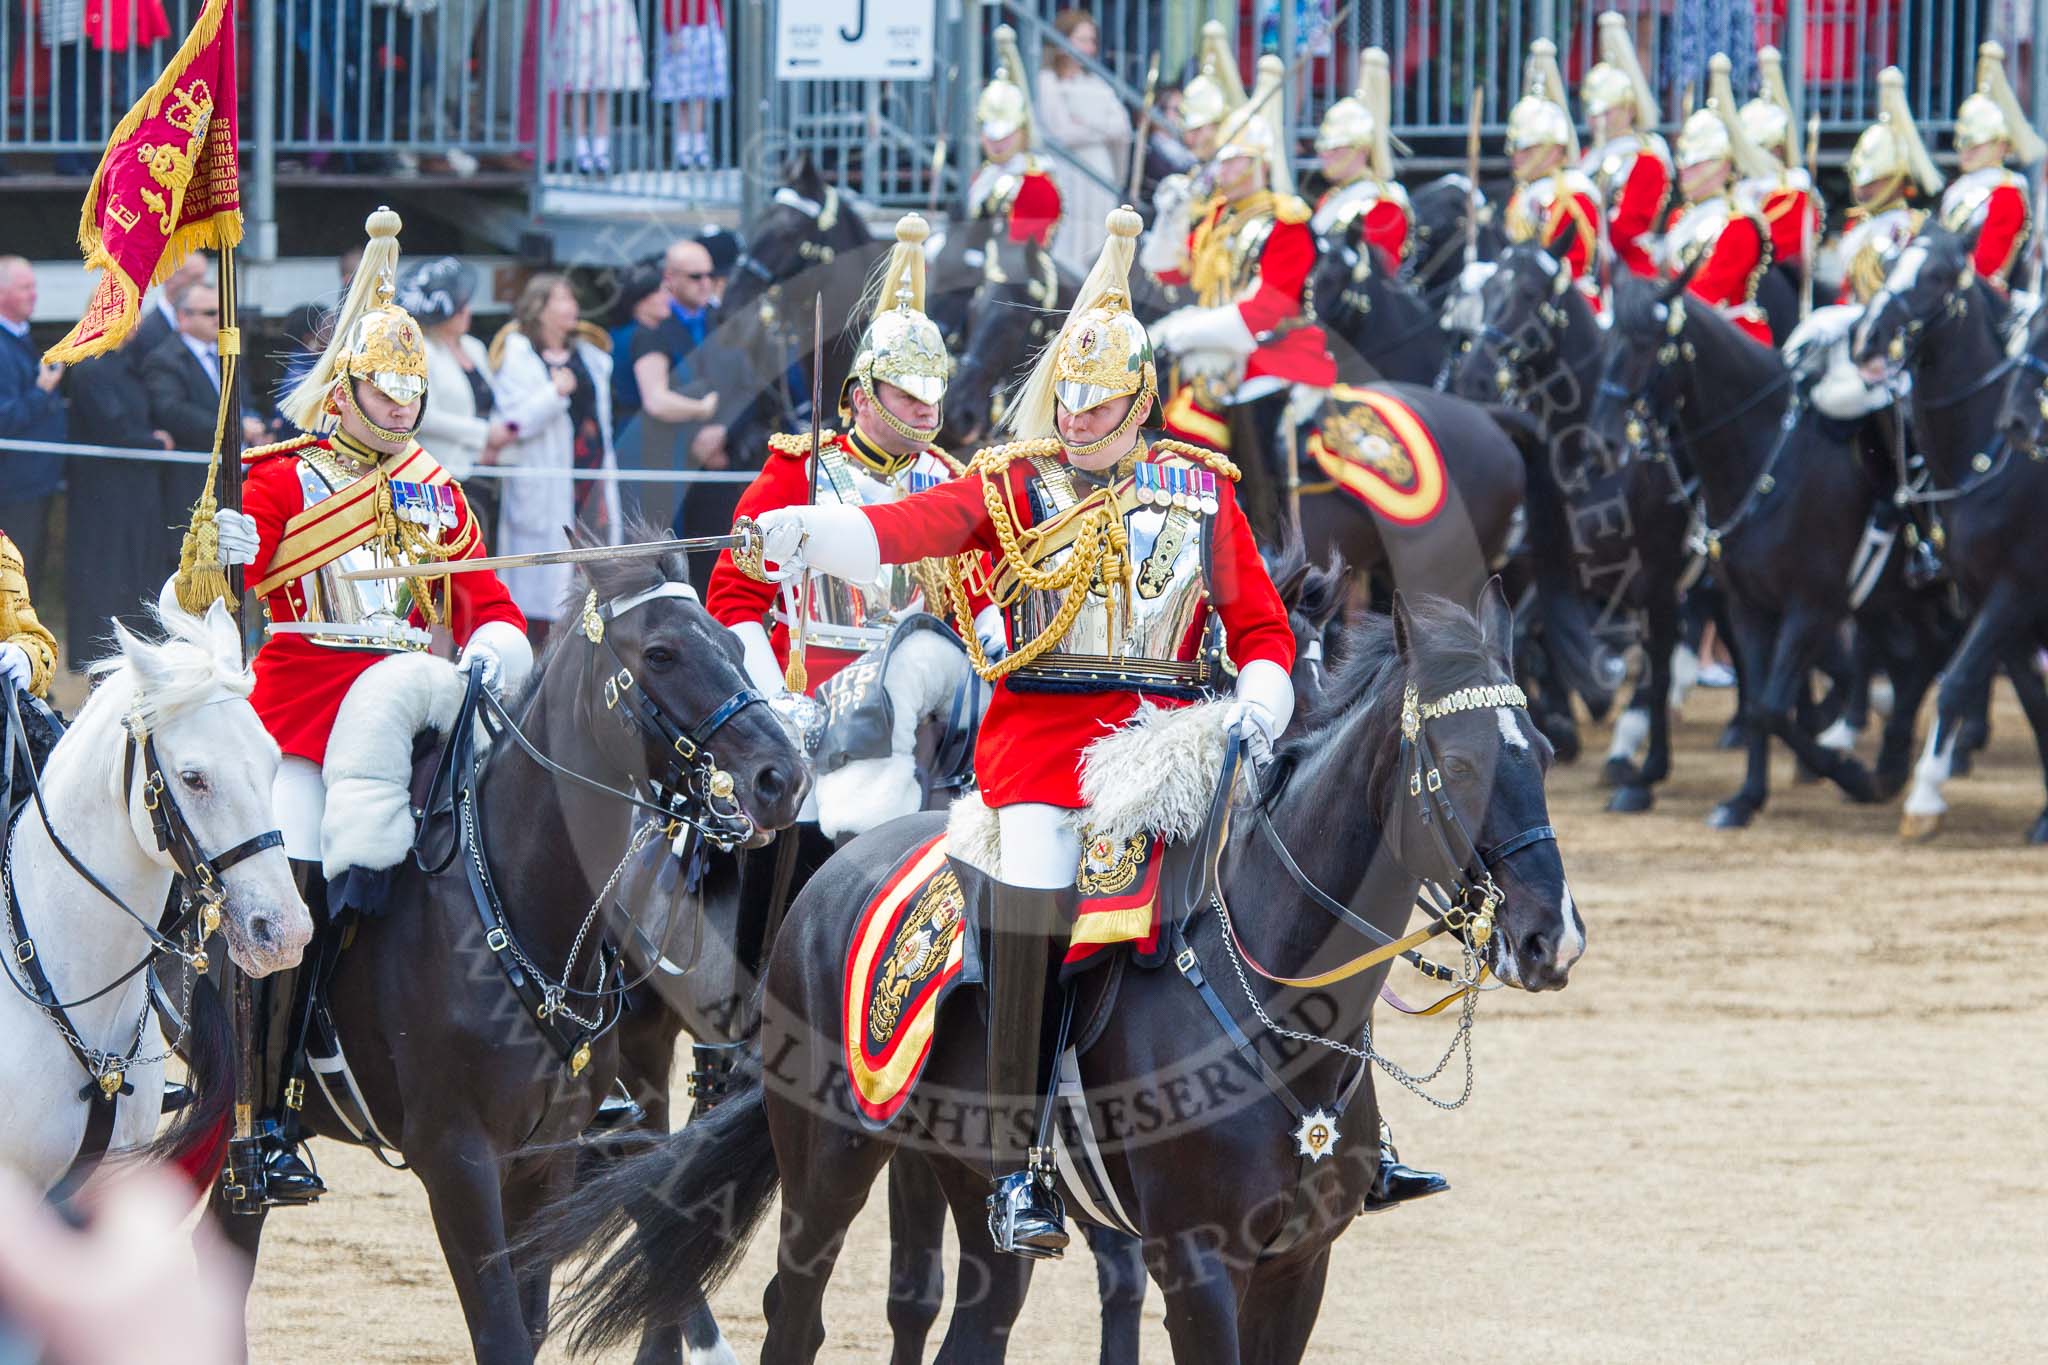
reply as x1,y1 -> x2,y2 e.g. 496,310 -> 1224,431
777,0 -> 935,80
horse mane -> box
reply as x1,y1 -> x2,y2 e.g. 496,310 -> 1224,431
1612,272 -> 1778,383
520,515 -> 695,708
88,604 -> 255,729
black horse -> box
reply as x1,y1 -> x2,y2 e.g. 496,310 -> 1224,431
938,234 -> 1075,451
679,154 -> 880,571
1405,173 -> 1505,296
1452,244 -> 1693,812
209,542 -> 806,1363
1307,220 -> 1449,386
1853,223 -> 2048,842
526,586 -> 1584,1364
1589,274 -> 1933,827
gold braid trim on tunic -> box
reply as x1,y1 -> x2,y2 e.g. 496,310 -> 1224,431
0,532 -> 57,699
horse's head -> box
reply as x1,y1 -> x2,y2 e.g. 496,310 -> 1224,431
1308,217 -> 1401,345
1997,299 -> 2048,450
1589,270 -> 1701,453
107,603 -> 311,976
721,153 -> 876,333
1850,224 -> 1982,381
1407,173 -> 1501,291
571,528 -> 807,843
1450,241 -> 1578,402
1329,584 -> 1584,990
941,239 -> 1064,449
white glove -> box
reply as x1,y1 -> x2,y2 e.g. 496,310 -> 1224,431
458,639 -> 504,695
972,604 -> 1007,661
214,508 -> 260,567
1226,659 -> 1296,768
754,507 -> 811,584
0,642 -> 29,693
1154,303 -> 1257,358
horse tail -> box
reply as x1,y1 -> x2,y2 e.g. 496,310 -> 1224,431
522,1075 -> 782,1355
134,968 -> 234,1191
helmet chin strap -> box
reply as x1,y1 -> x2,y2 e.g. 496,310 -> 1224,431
339,377 -> 424,447
858,374 -> 941,447
1059,372 -> 1157,458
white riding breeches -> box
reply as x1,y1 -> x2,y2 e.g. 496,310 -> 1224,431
275,755 -> 325,863
996,803 -> 1082,891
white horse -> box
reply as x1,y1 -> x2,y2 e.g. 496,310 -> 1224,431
0,602 -> 311,1193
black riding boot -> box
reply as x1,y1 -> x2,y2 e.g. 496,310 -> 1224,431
984,881 -> 1069,1260
241,860 -> 327,1207
1363,1119 -> 1448,1212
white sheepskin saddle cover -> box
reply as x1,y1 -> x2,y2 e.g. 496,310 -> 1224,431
319,654 -> 468,879
945,698 -> 1235,877
1787,304 -> 1902,420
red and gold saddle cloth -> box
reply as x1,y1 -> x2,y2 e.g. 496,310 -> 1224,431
842,827 -> 1168,1128
1304,383 -> 1448,526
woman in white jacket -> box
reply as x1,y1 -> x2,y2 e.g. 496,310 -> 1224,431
490,274 -> 623,640
399,257 -> 510,481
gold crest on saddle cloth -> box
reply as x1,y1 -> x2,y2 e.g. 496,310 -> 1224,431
1076,828 -> 1150,898
868,868 -> 967,1045
1320,400 -> 1416,485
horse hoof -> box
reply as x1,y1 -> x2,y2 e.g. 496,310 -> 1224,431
1898,811 -> 1943,842
2027,814 -> 2048,846
1837,762 -> 1878,805
1600,757 -> 1639,789
1951,750 -> 1975,780
1606,784 -> 1654,814
1716,722 -> 1746,751
1706,802 -> 1754,829
1537,715 -> 1581,763
1792,762 -> 1821,786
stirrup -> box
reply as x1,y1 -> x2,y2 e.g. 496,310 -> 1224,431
986,1167 -> 1068,1260
224,1125 -> 326,1211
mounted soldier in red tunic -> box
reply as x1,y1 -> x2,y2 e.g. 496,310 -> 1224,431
1941,41 -> 2043,294
1143,54 -> 1336,453
1662,55 -> 1777,349
1738,45 -> 1822,310
1833,69 -> 1943,306
198,209 -> 531,1205
966,25 -> 1063,252
1578,10 -> 1672,282
1502,40 -> 1602,311
1312,45 -> 1411,267
739,209 -> 1300,1257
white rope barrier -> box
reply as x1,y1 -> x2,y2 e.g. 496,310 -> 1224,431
0,438 -> 758,483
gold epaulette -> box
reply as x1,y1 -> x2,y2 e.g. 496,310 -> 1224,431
1151,438 -> 1242,482
768,428 -> 839,458
240,431 -> 321,465
929,445 -> 968,476
1275,194 -> 1313,226
967,437 -> 1063,476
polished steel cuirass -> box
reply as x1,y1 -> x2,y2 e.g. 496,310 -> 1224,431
774,446 -> 947,652
271,454 -> 436,651
1004,457 -> 1216,696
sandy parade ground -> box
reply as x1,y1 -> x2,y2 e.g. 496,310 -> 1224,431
225,683 -> 2047,1364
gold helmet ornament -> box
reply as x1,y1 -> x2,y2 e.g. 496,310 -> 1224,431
977,25 -> 1037,147
1955,41 -> 2047,163
1215,55 -> 1295,196
1739,45 -> 1798,169
1507,39 -> 1579,161
281,206 -> 429,441
1678,54 -> 1778,179
1179,20 -> 1247,134
1004,206 -> 1155,455
1583,11 -> 1657,132
1848,67 -> 1944,197
842,213 -> 950,444
1318,47 -> 1395,182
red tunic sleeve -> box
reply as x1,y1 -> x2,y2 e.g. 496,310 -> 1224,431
706,449 -> 813,629
444,481 -> 526,643
1688,216 -> 1762,314
1208,476 -> 1295,674
1236,219 -> 1316,335
1973,183 -> 2028,283
1610,156 -> 1668,278
1761,187 -> 1814,269
1362,199 -> 1411,267
1009,172 -> 1063,248
863,467 -> 1001,564
241,455 -> 301,594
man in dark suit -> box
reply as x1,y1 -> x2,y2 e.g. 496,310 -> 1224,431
64,328 -> 175,665
132,252 -> 209,360
0,255 -> 69,602
142,281 -> 263,582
